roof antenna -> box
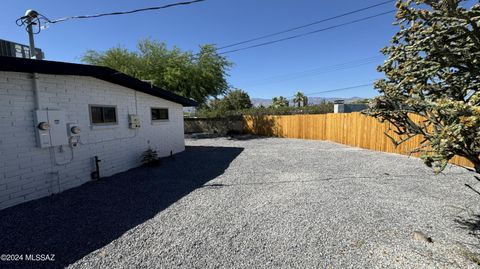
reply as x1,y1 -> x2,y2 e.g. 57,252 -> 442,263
24,9 -> 39,59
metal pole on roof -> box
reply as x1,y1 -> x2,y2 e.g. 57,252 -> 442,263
23,10 -> 41,109
24,10 -> 38,59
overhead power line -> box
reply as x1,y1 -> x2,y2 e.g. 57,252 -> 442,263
219,10 -> 396,55
48,0 -> 206,23
242,56 -> 383,87
218,0 -> 395,50
287,83 -> 374,98
17,0 -> 206,32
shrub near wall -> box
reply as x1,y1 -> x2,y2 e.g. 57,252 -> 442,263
184,117 -> 244,135
244,103 -> 334,116
187,103 -> 333,135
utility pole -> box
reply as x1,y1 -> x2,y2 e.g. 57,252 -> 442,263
24,10 -> 39,59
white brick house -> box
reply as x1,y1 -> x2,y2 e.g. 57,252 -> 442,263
0,56 -> 197,210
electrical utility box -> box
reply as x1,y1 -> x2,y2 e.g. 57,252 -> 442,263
34,110 -> 68,148
34,110 -> 51,148
128,114 -> 141,129
0,39 -> 45,59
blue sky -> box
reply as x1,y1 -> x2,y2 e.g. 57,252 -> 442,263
2,1 -> 409,99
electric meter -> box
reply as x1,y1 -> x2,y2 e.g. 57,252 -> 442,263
37,122 -> 50,130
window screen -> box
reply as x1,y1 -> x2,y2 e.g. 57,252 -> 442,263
89,105 -> 117,124
151,108 -> 169,121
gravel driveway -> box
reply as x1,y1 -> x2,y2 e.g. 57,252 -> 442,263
1,136 -> 480,268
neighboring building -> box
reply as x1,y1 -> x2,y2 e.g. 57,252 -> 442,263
333,100 -> 368,113
0,56 -> 197,210
0,39 -> 45,59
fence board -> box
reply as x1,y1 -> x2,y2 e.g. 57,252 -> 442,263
243,112 -> 473,168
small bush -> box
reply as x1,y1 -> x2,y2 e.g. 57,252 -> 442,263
192,103 -> 334,119
141,148 -> 161,167
243,104 -> 333,116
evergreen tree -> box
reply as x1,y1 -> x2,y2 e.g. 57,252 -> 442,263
366,0 -> 480,172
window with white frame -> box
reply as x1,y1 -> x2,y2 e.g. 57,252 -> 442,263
89,105 -> 118,125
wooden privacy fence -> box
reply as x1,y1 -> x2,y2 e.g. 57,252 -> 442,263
243,112 -> 473,168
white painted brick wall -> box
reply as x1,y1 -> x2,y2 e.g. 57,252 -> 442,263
0,72 -> 186,210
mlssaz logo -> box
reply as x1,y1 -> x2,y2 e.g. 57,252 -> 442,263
25,254 -> 55,261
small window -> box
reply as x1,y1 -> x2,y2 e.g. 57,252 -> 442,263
89,105 -> 117,125
151,108 -> 169,121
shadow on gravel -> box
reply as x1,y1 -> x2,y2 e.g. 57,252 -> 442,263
0,146 -> 243,269
185,133 -> 224,139
227,134 -> 269,141
455,214 -> 480,240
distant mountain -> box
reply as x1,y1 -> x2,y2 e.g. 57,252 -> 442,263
251,97 -> 365,107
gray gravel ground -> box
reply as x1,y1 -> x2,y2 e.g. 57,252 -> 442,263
2,136 -> 480,268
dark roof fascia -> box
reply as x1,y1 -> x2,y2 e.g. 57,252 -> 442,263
0,56 -> 198,107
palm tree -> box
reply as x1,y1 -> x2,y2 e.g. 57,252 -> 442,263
293,91 -> 307,107
302,95 -> 308,106
271,96 -> 289,108
279,96 -> 289,107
